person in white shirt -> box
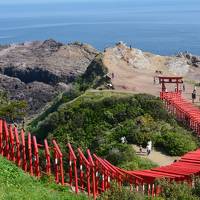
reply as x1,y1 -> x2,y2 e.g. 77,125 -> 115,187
121,136 -> 127,144
146,140 -> 152,155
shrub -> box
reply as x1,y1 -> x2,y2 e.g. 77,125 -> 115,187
0,90 -> 27,122
159,180 -> 199,200
98,181 -> 144,200
106,144 -> 136,166
192,177 -> 200,197
134,94 -> 176,124
119,156 -> 157,170
30,92 -> 198,168
158,130 -> 197,156
120,115 -> 197,156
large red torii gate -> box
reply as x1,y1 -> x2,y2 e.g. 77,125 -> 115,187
158,76 -> 183,92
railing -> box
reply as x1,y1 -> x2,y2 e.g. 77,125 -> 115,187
1,92 -> 200,199
0,120 -> 142,199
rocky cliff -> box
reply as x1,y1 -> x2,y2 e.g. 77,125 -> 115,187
0,39 -> 98,116
1,40 -> 200,117
101,43 -> 200,94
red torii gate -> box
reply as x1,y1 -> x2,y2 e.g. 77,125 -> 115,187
2,78 -> 200,199
158,76 -> 183,92
1,117 -> 200,199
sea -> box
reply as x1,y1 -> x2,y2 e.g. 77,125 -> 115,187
0,0 -> 200,55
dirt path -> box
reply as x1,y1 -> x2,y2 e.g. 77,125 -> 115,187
132,145 -> 179,166
104,51 -> 160,96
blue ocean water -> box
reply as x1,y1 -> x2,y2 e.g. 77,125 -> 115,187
0,0 -> 200,55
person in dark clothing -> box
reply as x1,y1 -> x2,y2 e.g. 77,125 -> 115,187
192,89 -> 197,103
139,145 -> 142,153
183,84 -> 185,92
22,119 -> 25,130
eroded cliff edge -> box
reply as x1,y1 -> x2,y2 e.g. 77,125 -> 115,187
0,39 -> 98,115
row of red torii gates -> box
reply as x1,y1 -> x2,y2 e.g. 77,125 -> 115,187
1,76 -> 200,199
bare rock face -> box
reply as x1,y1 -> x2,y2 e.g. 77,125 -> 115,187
101,43 -> 200,94
103,43 -> 200,77
40,39 -> 63,52
177,52 -> 200,68
105,43 -> 152,70
0,74 -> 60,115
0,39 -> 98,116
166,58 -> 190,76
0,39 -> 98,84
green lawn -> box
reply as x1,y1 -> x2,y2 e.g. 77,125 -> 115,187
0,156 -> 87,200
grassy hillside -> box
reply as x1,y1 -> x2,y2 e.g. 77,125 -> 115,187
29,54 -> 109,127
2,155 -> 200,200
29,91 -> 198,170
0,156 -> 87,200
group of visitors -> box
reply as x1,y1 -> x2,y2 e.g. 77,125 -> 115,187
120,136 -> 152,156
153,75 -> 198,104
174,83 -> 198,104
139,140 -> 152,156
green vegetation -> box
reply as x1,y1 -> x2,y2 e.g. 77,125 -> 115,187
30,89 -> 82,129
30,53 -> 109,129
1,49 -> 199,200
158,179 -> 200,200
75,54 -> 109,91
2,152 -> 198,200
98,182 -> 146,200
99,180 -> 200,200
0,155 -> 87,200
0,90 -> 27,122
29,91 -> 198,171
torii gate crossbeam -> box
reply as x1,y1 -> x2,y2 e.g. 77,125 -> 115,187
158,76 -> 183,92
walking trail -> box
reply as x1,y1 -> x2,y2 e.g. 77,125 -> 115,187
132,145 -> 179,166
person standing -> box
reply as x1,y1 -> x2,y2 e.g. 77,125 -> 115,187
111,72 -> 114,79
22,118 -> 25,130
192,89 -> 197,103
146,140 -> 152,156
153,76 -> 156,84
147,144 -> 150,156
183,84 -> 185,92
121,136 -> 127,144
139,145 -> 143,153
